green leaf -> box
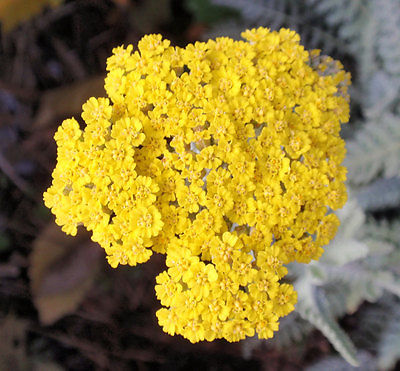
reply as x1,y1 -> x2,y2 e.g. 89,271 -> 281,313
356,177 -> 400,212
295,277 -> 359,367
268,311 -> 313,349
363,219 -> 400,249
345,114 -> 400,185
377,309 -> 400,370
211,0 -> 347,53
186,0 -> 239,25
374,0 -> 400,75
335,198 -> 365,240
319,199 -> 368,266
306,0 -> 367,54
376,275 -> 400,298
308,263 -> 327,283
324,282 -> 351,318
363,238 -> 394,257
322,238 -> 369,266
307,351 -> 376,371
319,263 -> 400,314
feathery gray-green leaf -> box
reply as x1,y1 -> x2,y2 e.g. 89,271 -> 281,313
295,278 -> 359,366
345,114 -> 400,185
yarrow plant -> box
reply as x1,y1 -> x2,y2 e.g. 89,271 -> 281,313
44,27 -> 350,343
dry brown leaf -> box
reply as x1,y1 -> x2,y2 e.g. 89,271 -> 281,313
0,0 -> 62,32
30,223 -> 102,325
34,76 -> 105,129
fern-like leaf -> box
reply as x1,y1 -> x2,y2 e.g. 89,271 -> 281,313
374,0 -> 400,75
304,0 -> 366,55
210,0 -> 347,54
306,351 -> 376,371
356,177 -> 400,211
268,311 -> 313,349
322,263 -> 400,307
323,282 -> 351,318
354,296 -> 392,350
378,306 -> 400,370
295,278 -> 359,366
364,71 -> 400,118
321,239 -> 369,266
363,0 -> 400,117
320,198 -> 367,266
363,218 -> 400,249
345,113 -> 400,185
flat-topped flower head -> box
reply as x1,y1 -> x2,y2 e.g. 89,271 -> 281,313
44,27 -> 350,343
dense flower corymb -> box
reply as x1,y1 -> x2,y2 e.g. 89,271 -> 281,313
44,28 -> 350,343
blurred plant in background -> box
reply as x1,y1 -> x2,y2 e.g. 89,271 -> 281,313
0,0 -> 63,32
193,0 -> 400,368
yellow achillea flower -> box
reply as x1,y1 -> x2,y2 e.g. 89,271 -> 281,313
44,28 -> 350,343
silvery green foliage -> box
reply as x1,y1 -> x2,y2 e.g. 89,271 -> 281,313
355,296 -> 400,370
289,200 -> 398,366
203,0 -> 400,367
208,0 -> 348,54
294,276 -> 359,366
345,114 -> 400,185
374,0 -> 400,76
306,351 -> 377,371
356,177 -> 400,212
378,306 -> 400,370
267,311 -> 312,349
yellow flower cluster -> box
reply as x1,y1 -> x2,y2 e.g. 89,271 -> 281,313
44,28 -> 350,343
